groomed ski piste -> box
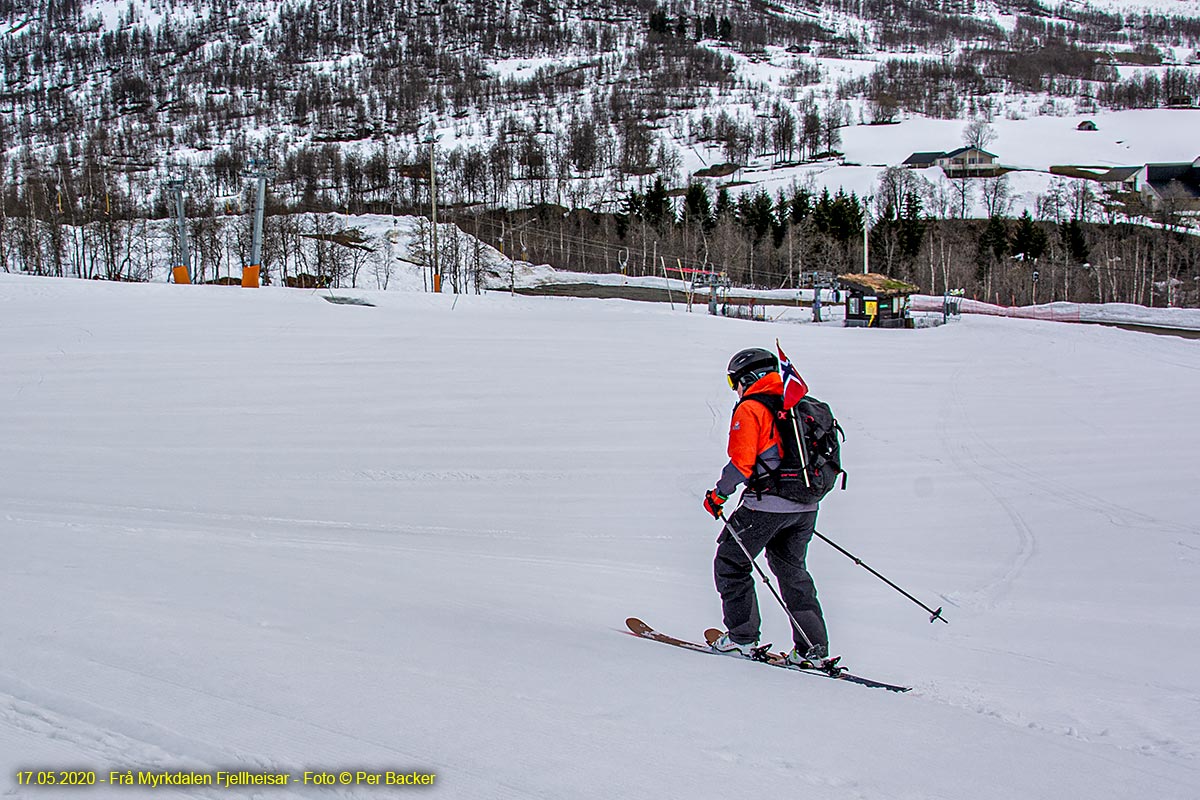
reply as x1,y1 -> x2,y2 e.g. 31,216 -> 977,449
2,271 -> 1198,799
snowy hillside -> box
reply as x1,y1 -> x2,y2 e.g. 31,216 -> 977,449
4,0 -> 1200,215
2,274 -> 1198,798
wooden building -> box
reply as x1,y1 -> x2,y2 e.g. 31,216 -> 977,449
837,273 -> 921,328
937,146 -> 999,175
900,147 -> 1000,176
901,151 -> 943,169
1134,157 -> 1200,210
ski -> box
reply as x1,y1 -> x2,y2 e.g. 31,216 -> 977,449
625,618 -> 911,693
700,627 -> 910,692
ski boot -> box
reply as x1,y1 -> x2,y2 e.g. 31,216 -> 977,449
711,631 -> 773,661
785,644 -> 843,674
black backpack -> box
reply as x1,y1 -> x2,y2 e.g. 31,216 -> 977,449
739,392 -> 847,505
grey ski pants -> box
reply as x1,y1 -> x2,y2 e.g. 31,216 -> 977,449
714,506 -> 828,651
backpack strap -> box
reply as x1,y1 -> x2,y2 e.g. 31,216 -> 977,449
832,420 -> 847,488
735,393 -> 780,498
735,391 -> 782,416
737,393 -> 789,453
736,392 -> 805,497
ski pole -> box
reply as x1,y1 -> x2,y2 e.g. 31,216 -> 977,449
719,510 -> 816,651
812,530 -> 948,624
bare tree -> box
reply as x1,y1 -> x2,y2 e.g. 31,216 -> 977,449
949,178 -> 974,219
0,151 -> 7,273
0,199 -> 8,273
801,107 -> 821,161
192,210 -> 226,283
345,228 -> 371,288
1068,180 -> 1097,222
134,218 -> 156,282
820,102 -> 844,155
980,174 -> 1011,217
771,101 -> 797,162
372,244 -> 394,290
869,93 -> 899,125
408,217 -> 431,291
962,119 -> 997,151
1155,181 -> 1193,231
875,167 -> 928,218
99,216 -> 133,280
1037,178 -> 1069,222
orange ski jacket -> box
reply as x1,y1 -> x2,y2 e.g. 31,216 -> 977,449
714,372 -> 815,512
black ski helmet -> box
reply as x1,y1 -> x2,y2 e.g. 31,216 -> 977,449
727,347 -> 778,389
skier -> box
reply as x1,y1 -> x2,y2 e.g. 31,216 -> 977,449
702,347 -> 832,666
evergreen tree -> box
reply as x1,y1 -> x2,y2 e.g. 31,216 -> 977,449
979,214 -> 1010,263
772,191 -> 789,248
812,188 -> 834,237
622,188 -> 644,219
1060,218 -> 1088,264
643,177 -> 671,228
682,183 -> 713,230
790,187 -> 812,223
738,189 -> 776,242
976,214 -> 1009,290
648,8 -> 669,35
714,187 -> 734,219
617,188 -> 644,239
829,190 -> 862,243
898,190 -> 926,260
1011,210 -> 1047,261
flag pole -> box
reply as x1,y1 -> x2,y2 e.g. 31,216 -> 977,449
777,339 -> 811,488
792,412 -> 811,488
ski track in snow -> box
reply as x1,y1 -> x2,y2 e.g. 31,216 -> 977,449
0,656 -> 542,800
0,678 -> 302,800
936,359 -> 1038,613
915,321 -> 1200,768
1,503 -> 688,602
940,325 -> 1197,563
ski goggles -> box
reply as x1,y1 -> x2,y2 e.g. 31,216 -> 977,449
726,374 -> 737,390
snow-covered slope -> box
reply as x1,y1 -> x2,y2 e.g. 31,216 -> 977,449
2,275 -> 1198,798
839,108 -> 1200,172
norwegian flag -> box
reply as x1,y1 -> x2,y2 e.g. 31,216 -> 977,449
776,340 -> 808,410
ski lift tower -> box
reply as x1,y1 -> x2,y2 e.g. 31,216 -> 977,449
242,161 -> 274,288
689,268 -> 730,315
164,177 -> 191,284
807,270 -> 835,322
422,131 -> 441,292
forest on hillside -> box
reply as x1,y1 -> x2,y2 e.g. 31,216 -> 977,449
457,173 -> 1199,307
5,161 -> 1197,308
